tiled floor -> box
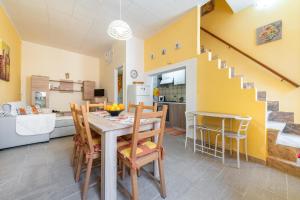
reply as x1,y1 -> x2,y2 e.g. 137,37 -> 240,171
0,135 -> 299,200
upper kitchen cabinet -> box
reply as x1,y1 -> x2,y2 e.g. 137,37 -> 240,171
160,71 -> 174,85
173,69 -> 186,85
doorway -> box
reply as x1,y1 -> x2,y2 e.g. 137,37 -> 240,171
114,66 -> 124,104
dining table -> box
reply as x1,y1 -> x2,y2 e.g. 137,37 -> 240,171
190,111 -> 244,164
88,111 -> 161,200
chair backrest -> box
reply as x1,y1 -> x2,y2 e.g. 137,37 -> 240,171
128,102 -> 158,113
236,116 -> 252,136
86,101 -> 106,113
75,105 -> 95,153
70,103 -> 80,135
130,104 -> 168,162
185,111 -> 196,127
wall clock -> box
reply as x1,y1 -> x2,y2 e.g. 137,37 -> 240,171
130,70 -> 138,79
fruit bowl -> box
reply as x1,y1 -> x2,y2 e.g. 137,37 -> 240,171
107,110 -> 124,117
105,103 -> 125,116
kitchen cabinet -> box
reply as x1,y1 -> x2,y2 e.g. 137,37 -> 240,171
169,103 -> 186,130
173,69 -> 185,85
83,81 -> 96,100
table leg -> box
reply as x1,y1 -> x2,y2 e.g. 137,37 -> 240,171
193,115 -> 197,153
101,132 -> 118,200
222,119 -> 225,164
154,122 -> 160,178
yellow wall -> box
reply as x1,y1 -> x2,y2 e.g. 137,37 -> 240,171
198,53 -> 267,160
0,6 -> 21,103
144,5 -> 268,160
144,7 -> 200,71
201,0 -> 300,123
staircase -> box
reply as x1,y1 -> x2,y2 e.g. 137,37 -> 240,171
201,46 -> 300,177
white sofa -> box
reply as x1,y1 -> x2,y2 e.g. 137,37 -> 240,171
0,102 -> 75,149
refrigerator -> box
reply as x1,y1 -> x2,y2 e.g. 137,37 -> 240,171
127,85 -> 153,107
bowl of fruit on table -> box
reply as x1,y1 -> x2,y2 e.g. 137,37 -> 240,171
105,103 -> 125,116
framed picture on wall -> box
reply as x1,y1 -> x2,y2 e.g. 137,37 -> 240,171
256,20 -> 282,45
201,0 -> 215,16
0,39 -> 10,81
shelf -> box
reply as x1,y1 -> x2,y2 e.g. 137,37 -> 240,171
50,89 -> 82,92
49,79 -> 83,85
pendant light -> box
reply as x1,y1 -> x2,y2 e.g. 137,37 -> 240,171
107,0 -> 132,40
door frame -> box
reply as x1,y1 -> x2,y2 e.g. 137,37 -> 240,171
114,65 -> 125,104
145,58 -> 197,137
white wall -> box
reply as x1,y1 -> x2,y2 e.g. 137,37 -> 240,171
99,36 -> 145,106
21,41 -> 100,111
99,41 -> 126,103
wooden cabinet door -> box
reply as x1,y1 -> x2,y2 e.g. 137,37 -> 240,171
169,104 -> 186,130
83,81 -> 95,100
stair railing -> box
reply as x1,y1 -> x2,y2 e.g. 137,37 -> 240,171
200,27 -> 299,88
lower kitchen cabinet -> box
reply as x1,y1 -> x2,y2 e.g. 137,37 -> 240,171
169,103 -> 186,130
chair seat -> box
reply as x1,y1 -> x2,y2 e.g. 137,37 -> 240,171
118,141 -> 157,159
224,131 -> 247,139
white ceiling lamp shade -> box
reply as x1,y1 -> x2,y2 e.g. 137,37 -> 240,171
107,0 -> 132,40
107,20 -> 132,40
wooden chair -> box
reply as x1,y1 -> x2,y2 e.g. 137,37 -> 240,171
70,103 -> 80,166
70,103 -> 81,169
128,102 -> 158,113
118,104 -> 168,200
74,105 -> 102,200
86,101 -> 106,112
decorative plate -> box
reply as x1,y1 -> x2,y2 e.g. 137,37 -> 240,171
130,70 -> 138,79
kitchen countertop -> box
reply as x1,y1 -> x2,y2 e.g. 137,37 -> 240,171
155,101 -> 186,105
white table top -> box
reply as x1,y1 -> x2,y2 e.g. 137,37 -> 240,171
191,111 -> 244,119
88,111 -> 160,133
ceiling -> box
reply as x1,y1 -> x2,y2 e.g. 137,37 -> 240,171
225,0 -> 255,13
1,0 -> 209,57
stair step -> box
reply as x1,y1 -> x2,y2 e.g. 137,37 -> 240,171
283,123 -> 300,136
267,156 -> 300,178
268,111 -> 294,123
257,91 -> 267,101
200,46 -> 206,54
243,82 -> 254,89
267,101 -> 279,112
268,130 -> 299,162
277,131 -> 300,149
217,59 -> 227,69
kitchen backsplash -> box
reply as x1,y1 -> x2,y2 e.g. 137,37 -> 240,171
158,84 -> 186,102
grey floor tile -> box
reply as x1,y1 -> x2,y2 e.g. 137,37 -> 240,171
0,135 -> 299,200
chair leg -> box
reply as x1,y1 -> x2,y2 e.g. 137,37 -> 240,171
158,155 -> 166,198
137,169 -> 141,177
130,168 -> 138,200
214,134 -> 219,157
82,158 -> 93,200
121,161 -> 126,180
75,149 -> 83,182
71,144 -> 77,166
245,138 -> 248,162
200,129 -> 204,152
237,139 -> 240,168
